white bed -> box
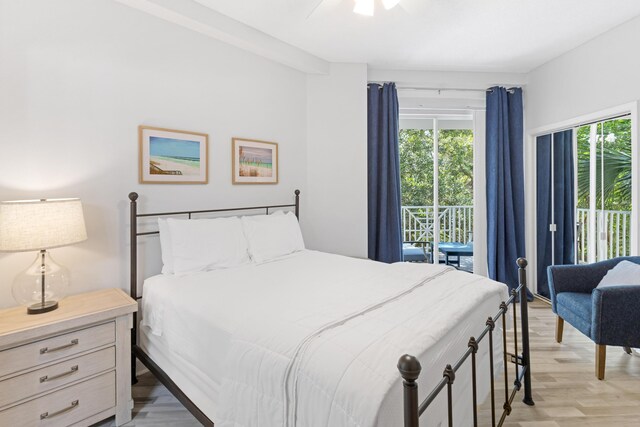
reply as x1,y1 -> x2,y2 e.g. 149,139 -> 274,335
140,249 -> 508,427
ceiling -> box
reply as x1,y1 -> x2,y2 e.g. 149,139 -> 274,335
192,0 -> 640,72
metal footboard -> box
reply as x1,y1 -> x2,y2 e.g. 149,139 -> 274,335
398,258 -> 534,427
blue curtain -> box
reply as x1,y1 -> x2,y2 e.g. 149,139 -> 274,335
536,135 -> 553,296
486,87 -> 527,292
368,83 -> 402,263
536,130 -> 575,298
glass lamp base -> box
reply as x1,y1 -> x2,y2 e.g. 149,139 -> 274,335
27,300 -> 59,314
12,250 -> 69,315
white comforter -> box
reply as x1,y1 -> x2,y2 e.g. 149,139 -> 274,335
142,250 -> 508,427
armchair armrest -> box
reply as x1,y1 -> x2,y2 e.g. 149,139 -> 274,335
592,285 -> 640,346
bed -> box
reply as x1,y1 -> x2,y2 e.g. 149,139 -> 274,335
127,190 -> 534,427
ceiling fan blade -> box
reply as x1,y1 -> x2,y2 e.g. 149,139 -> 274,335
305,0 -> 349,19
395,0 -> 429,15
305,0 -> 325,18
382,0 -> 401,10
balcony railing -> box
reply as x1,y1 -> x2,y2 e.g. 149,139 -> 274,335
402,206 -> 474,245
403,207 -> 631,264
576,208 -> 631,263
402,206 -> 631,264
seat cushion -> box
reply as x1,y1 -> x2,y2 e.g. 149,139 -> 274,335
556,292 -> 592,338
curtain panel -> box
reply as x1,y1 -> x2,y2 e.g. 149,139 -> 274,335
367,82 -> 402,263
486,87 -> 527,291
536,130 -> 575,298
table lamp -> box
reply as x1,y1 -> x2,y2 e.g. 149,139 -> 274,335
0,198 -> 87,314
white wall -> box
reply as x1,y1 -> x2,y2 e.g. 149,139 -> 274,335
306,63 -> 368,258
0,0 -> 308,308
527,14 -> 640,130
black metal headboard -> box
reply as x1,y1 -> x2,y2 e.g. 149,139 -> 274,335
128,189 -> 300,302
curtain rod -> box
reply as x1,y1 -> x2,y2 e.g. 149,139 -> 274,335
367,83 -> 516,94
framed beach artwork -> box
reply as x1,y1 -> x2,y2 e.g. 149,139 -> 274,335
139,126 -> 208,184
232,138 -> 279,184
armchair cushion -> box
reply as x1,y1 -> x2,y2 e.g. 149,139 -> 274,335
556,292 -> 592,338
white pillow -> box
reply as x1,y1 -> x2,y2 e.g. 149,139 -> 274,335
167,217 -> 251,274
158,218 -> 174,274
241,211 -> 304,263
597,261 -> 640,288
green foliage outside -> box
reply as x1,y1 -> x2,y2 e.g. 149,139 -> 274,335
399,129 -> 474,207
576,119 -> 631,211
399,120 -> 631,211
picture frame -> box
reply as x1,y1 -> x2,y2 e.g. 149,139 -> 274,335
139,126 -> 208,184
232,138 -> 279,184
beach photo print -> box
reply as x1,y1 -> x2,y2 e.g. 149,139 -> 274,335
139,126 -> 208,184
232,138 -> 278,184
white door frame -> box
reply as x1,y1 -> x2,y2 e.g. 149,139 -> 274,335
525,101 -> 639,295
473,110 -> 488,276
433,118 -> 440,259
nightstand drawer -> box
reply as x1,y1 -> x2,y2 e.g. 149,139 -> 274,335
0,371 -> 115,427
0,347 -> 115,408
0,322 -> 115,377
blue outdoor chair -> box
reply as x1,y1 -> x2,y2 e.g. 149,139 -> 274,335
402,241 -> 432,263
548,256 -> 640,380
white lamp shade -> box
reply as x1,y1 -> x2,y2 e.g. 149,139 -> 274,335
0,198 -> 87,252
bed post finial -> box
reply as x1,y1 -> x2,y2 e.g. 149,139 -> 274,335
516,257 -> 534,406
294,189 -> 300,220
129,192 -> 139,202
398,354 -> 421,427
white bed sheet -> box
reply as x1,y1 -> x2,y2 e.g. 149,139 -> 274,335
141,250 -> 508,426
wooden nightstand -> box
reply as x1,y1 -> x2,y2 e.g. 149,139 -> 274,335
0,288 -> 137,427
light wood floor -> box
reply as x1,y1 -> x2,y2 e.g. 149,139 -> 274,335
479,299 -> 640,427
95,300 -> 640,426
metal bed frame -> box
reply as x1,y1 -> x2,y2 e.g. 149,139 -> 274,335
397,258 -> 534,427
128,190 -> 533,427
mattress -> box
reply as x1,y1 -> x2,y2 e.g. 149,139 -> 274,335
140,250 -> 508,426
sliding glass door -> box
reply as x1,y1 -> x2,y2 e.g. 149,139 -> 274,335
399,117 -> 475,271
536,116 -> 632,298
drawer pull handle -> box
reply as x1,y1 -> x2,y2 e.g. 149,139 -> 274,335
40,400 -> 79,420
40,339 -> 79,354
40,365 -> 79,383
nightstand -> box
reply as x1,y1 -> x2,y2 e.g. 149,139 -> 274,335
0,288 -> 137,427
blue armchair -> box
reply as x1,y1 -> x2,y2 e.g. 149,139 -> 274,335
548,256 -> 640,380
